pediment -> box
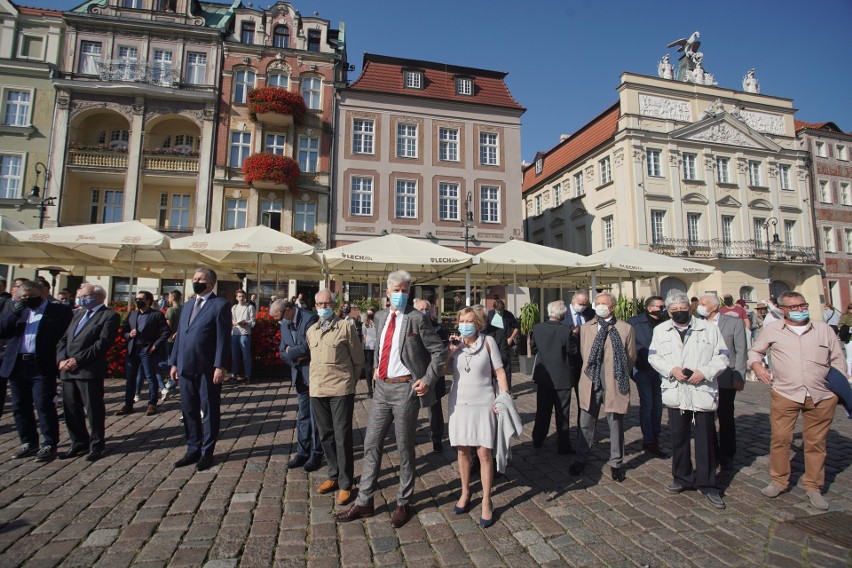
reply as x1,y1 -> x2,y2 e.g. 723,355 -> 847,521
748,198 -> 773,211
646,193 -> 674,202
570,207 -> 589,220
779,204 -> 802,214
716,195 -> 742,208
682,192 -> 709,205
549,216 -> 564,228
672,113 -> 782,152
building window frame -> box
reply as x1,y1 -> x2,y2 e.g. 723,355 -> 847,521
272,24 -> 289,49
603,216 -> 614,249
404,70 -> 422,89
233,68 -> 256,104
479,131 -> 499,166
352,118 -> 375,155
823,226 -> 836,253
784,219 -> 795,246
650,210 -> 665,244
267,71 -> 289,88
240,21 -> 255,44
294,200 -> 316,232
395,179 -> 417,219
646,148 -> 662,177
837,144 -> 848,161
573,171 -> 584,197
438,127 -> 459,162
1,88 -> 32,127
17,33 -> 46,60
300,76 -> 322,110
350,176 -> 373,216
78,40 -> 102,75
438,182 -> 460,221
265,133 -> 287,155
598,156 -> 612,185
682,152 -> 697,181
306,29 -> 321,52
0,154 -> 23,199
185,52 -> 207,84
819,180 -> 832,203
480,185 -> 500,223
748,160 -> 762,187
553,183 -> 562,207
90,188 -> 124,224
686,212 -> 701,245
716,156 -> 731,183
396,123 -> 417,158
298,135 -> 319,173
229,131 -> 252,168
779,164 -> 791,190
225,197 -> 248,229
456,77 -> 473,96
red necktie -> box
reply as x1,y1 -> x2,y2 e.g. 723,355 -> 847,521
378,312 -> 396,380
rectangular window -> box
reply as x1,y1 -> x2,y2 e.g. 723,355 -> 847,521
92,189 -> 123,224
784,220 -> 795,246
683,153 -> 697,180
79,41 -> 101,75
116,46 -> 138,81
260,199 -> 282,230
273,26 -> 289,49
716,156 -> 730,183
479,132 -> 498,166
396,123 -> 417,158
819,180 -> 831,203
646,149 -> 662,177
599,156 -> 611,184
240,22 -> 255,44
298,136 -> 319,173
404,71 -> 422,89
300,76 -> 321,110
169,194 -> 191,229
574,172 -> 584,197
229,131 -> 251,168
456,78 -> 472,95
845,228 -> 852,253
721,215 -> 734,244
748,160 -> 762,186
350,177 -> 372,216
151,50 -> 173,86
395,180 -> 417,219
754,217 -> 766,247
535,159 -> 542,175
438,128 -> 459,162
815,141 -> 827,157
267,72 -> 288,88
3,90 -> 30,126
185,52 -> 207,84
307,30 -> 321,52
837,145 -> 848,161
233,69 -> 255,104
650,210 -> 665,244
553,183 -> 561,206
779,164 -> 791,190
823,227 -> 835,253
439,182 -> 459,221
0,155 -> 22,198
534,194 -> 542,215
352,119 -> 374,154
122,0 -> 142,7
603,216 -> 614,248
225,198 -> 248,229
265,133 -> 287,155
19,35 -> 44,60
481,186 -> 499,223
687,213 -> 701,245
294,201 -> 316,232
840,182 -> 851,206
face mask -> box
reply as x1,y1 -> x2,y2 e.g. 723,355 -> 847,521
317,307 -> 334,320
696,305 -> 710,318
420,309 -> 430,316
79,297 -> 99,310
366,313 -> 374,319
342,307 -> 351,315
280,318 -> 291,326
458,323 -> 476,337
594,305 -> 611,318
192,281 -> 207,295
670,310 -> 691,325
390,291 -> 408,310
647,309 -> 663,319
25,296 -> 42,310
572,304 -> 586,314
788,310 -> 809,323
135,299 -> 147,309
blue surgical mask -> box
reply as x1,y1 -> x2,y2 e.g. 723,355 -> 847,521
78,297 -> 99,310
317,307 -> 334,320
280,317 -> 291,326
390,291 -> 408,310
458,323 -> 476,338
788,310 -> 809,323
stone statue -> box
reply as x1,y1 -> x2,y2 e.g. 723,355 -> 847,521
658,54 -> 673,79
703,71 -> 717,86
689,61 -> 705,84
667,31 -> 701,59
742,68 -> 760,93
701,98 -> 726,120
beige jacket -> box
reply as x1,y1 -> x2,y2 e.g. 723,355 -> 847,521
579,318 -> 636,415
306,317 -> 364,397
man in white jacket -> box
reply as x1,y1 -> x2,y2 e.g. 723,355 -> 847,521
649,292 -> 729,509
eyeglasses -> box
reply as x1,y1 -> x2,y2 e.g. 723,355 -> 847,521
780,303 -> 809,311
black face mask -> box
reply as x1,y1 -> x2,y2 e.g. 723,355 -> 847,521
646,309 -> 664,319
342,307 -> 351,315
192,281 -> 208,295
670,310 -> 691,325
135,299 -> 147,309
366,313 -> 374,319
25,296 -> 42,310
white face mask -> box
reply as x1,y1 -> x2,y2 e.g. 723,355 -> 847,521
594,304 -> 611,318
696,305 -> 710,318
572,303 -> 586,314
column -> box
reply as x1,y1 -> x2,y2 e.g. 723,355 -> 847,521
123,97 -> 145,222
194,105 -> 216,233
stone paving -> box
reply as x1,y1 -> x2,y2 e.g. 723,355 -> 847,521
0,373 -> 850,567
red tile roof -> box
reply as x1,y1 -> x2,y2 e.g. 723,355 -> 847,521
346,53 -> 525,111
522,103 -> 620,193
794,120 -> 844,134
16,5 -> 63,16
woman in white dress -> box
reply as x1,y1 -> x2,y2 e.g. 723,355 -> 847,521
447,307 -> 509,528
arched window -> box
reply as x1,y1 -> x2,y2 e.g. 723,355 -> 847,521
770,280 -> 790,298
300,76 -> 321,110
273,25 -> 289,49
739,286 -> 754,302
660,277 -> 687,300
267,71 -> 289,88
162,134 -> 197,152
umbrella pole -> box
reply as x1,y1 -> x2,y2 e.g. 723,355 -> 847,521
439,283 -> 445,314
512,269 -> 517,314
632,279 -> 637,300
539,284 -> 544,322
591,271 -> 598,296
465,268 -> 471,307
128,248 -> 136,311
256,253 -> 262,304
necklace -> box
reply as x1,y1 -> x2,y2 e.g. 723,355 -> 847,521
462,354 -> 473,373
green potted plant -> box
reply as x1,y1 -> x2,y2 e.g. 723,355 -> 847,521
518,301 -> 540,374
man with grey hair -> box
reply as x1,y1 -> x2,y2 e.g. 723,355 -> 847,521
56,284 -> 119,461
572,293 -> 636,482
531,300 -> 579,455
336,270 -> 446,528
696,293 -> 747,469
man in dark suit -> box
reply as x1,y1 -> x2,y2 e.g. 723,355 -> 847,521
270,298 -> 322,471
559,291 -> 595,436
56,283 -> 119,461
0,280 -> 73,462
116,290 -> 170,416
485,299 -> 519,390
531,300 -> 579,454
628,296 -> 668,457
336,270 -> 446,529
414,298 -> 449,453
169,267 -> 232,471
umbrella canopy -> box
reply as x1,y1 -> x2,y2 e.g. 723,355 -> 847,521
322,234 -> 472,282
468,240 -> 603,284
1,215 -> 110,267
586,246 -> 713,278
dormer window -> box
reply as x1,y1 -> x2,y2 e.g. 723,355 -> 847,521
456,77 -> 473,96
273,25 -> 290,49
535,158 -> 543,175
307,30 -> 321,52
122,0 -> 143,8
241,21 -> 255,44
404,70 -> 422,89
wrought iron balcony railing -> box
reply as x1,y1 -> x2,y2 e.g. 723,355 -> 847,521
650,238 -> 818,264
97,60 -> 181,87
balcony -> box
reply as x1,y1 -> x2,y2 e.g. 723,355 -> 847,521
143,151 -> 199,173
247,87 -> 307,127
68,148 -> 128,169
242,153 -> 300,190
650,238 -> 818,264
97,60 -> 181,87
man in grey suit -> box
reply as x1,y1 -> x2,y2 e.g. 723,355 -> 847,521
56,284 -> 120,461
335,270 -> 446,528
696,293 -> 747,468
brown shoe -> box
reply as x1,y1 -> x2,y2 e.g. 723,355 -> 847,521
114,405 -> 133,416
391,504 -> 413,528
337,489 -> 352,505
334,504 -> 374,522
146,405 -> 157,416
316,480 -> 339,494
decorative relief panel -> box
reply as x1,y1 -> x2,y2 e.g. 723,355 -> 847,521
613,148 -> 624,167
70,99 -> 129,119
638,94 -> 691,122
686,123 -> 760,148
584,165 -> 594,182
739,110 -> 784,135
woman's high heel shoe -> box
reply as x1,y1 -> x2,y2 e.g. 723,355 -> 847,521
452,498 -> 470,515
479,515 -> 495,528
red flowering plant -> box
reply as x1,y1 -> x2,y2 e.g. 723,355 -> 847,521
247,87 -> 307,123
251,307 -> 284,368
242,153 -> 300,187
105,301 -> 131,378
292,230 -> 320,245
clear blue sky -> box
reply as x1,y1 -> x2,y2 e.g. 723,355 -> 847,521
46,0 -> 852,162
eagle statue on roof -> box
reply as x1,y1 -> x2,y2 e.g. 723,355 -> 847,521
667,31 -> 701,58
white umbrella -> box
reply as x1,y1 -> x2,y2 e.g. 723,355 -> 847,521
586,246 -> 713,277
0,215 -> 108,268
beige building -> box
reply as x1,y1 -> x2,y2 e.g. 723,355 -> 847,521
523,68 -> 821,304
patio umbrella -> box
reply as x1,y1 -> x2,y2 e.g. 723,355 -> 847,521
0,215 -> 107,269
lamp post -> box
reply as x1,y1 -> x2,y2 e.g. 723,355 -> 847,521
762,216 -> 782,296
27,162 -> 55,229
461,191 -> 474,254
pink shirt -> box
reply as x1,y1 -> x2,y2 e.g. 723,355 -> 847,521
747,319 -> 846,404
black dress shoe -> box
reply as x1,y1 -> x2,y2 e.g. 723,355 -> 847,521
303,458 -> 321,472
59,445 -> 88,460
175,452 -> 201,468
611,467 -> 626,483
557,446 -> 577,455
569,461 -> 586,475
643,442 -> 668,458
35,445 -> 57,462
287,454 -> 309,468
85,450 -> 103,462
196,454 -> 214,471
432,441 -> 443,454
334,504 -> 375,522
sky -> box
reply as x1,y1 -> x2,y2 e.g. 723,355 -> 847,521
44,0 -> 852,163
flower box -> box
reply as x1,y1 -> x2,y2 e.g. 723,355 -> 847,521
248,87 -> 307,124
242,153 -> 300,188
254,112 -> 294,128
293,230 -> 320,245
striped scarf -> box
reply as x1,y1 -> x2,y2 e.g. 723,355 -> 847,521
584,317 -> 630,395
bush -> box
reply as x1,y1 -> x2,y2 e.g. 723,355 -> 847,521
242,152 -> 300,187
252,307 -> 283,368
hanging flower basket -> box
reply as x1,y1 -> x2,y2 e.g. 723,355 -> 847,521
242,153 -> 300,188
248,87 -> 307,124
292,230 -> 320,245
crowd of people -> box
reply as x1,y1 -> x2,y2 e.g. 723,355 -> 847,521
0,268 -> 850,525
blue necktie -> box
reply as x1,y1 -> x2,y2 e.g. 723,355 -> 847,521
575,313 -> 583,327
74,310 -> 92,337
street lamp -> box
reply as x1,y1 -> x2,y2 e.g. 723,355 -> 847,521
762,216 -> 782,295
461,191 -> 474,254
27,162 -> 55,229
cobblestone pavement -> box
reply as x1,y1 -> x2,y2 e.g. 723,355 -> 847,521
0,373 -> 850,568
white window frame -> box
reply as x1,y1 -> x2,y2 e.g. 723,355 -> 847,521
0,154 -> 23,199
480,186 -> 500,223
294,201 -> 316,232
1,88 -> 32,127
573,172 -> 584,197
682,153 -> 697,180
439,182 -> 460,221
599,156 -> 611,185
265,133 -> 287,155
815,141 -> 827,158
396,123 -> 417,158
535,159 -> 542,175
225,197 -> 248,230
650,210 -> 665,244
823,227 -> 836,253
819,180 -> 831,203
837,144 -> 848,161
716,156 -> 731,183
479,132 -> 499,166
90,188 -> 124,224
233,69 -> 256,104
840,182 -> 851,206
300,76 -> 322,110
298,136 -> 319,173
753,217 -> 766,247
167,193 -> 191,229
404,71 -> 422,89
553,183 -> 562,207
439,127 -> 459,162
17,33 -> 46,60
151,49 -> 173,86
260,198 -> 282,230
352,119 -> 375,155
456,77 -> 473,95
115,46 -> 138,81
646,148 -> 662,177
185,52 -> 207,84
603,216 -> 614,248
779,164 -> 791,190
395,179 -> 417,219
534,194 -> 542,216
350,176 -> 373,216
721,215 -> 734,244
686,212 -> 701,245
78,40 -> 102,75
229,131 -> 251,168
748,160 -> 762,186
267,71 -> 289,88
784,220 -> 795,246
